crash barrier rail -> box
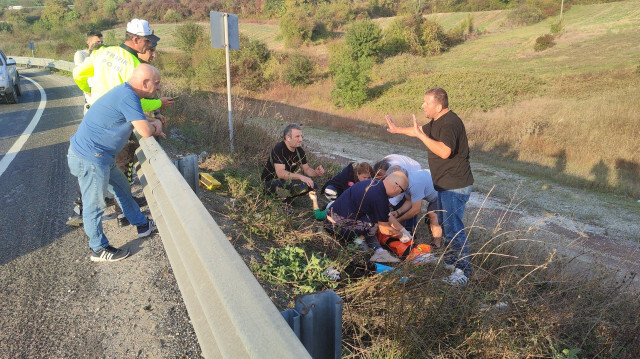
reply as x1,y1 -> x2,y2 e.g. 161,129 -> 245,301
135,136 -> 312,358
14,54 -> 340,357
12,56 -> 74,72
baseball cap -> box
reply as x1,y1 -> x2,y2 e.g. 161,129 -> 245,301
126,18 -> 160,43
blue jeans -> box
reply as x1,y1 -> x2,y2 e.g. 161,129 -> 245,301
438,185 -> 472,277
67,148 -> 147,251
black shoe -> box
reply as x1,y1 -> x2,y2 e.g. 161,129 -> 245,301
90,245 -> 130,262
117,214 -> 130,227
66,213 -> 83,227
137,219 -> 157,238
105,197 -> 117,207
134,196 -> 147,207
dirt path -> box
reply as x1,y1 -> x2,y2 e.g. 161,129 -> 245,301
290,125 -> 640,286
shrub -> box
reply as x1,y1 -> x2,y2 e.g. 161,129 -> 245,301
345,19 -> 383,60
509,2 -> 544,25
279,6 -> 314,47
380,18 -> 411,57
329,43 -> 373,108
313,2 -> 350,31
284,54 -> 315,87
174,22 -> 204,53
381,15 -> 449,57
163,9 -> 183,23
534,34 -> 555,51
550,19 -> 563,34
0,22 -> 14,33
421,19 -> 449,56
234,37 -> 271,91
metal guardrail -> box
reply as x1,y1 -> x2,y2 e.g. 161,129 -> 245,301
12,56 -> 74,72
135,137 -> 311,358
16,55 -> 315,357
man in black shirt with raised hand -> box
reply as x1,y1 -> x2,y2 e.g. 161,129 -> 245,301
385,87 -> 474,287
261,123 -> 325,198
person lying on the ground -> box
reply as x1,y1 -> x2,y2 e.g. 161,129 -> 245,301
321,162 -> 373,201
388,167 -> 443,248
261,123 -> 325,199
323,171 -> 411,263
308,191 -> 332,220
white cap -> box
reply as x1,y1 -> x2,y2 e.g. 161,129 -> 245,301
126,18 -> 160,42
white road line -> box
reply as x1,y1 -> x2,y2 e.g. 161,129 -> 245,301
0,76 -> 47,179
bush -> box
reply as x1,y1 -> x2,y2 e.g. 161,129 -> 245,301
509,2 -> 544,25
313,2 -> 350,31
345,19 -> 383,60
381,15 -> 449,57
284,54 -> 314,87
380,18 -> 411,57
234,37 -> 271,91
534,34 -> 555,51
550,19 -> 563,34
163,9 -> 183,23
0,22 -> 14,33
279,6 -> 314,47
421,19 -> 449,56
329,43 -> 373,109
174,22 -> 204,53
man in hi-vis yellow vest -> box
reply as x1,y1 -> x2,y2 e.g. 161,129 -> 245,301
68,18 -> 174,227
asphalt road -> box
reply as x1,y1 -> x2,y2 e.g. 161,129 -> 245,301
0,69 -> 201,358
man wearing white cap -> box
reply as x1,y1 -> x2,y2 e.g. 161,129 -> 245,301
73,18 -> 171,111
68,18 -> 173,228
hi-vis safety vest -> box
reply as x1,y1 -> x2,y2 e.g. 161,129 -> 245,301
72,45 -> 161,112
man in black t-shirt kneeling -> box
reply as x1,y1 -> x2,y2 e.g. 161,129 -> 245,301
261,123 -> 325,199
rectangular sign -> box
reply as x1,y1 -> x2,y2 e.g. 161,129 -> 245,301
210,11 -> 239,50
28,42 -> 35,51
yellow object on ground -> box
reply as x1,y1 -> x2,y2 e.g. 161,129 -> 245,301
199,172 -> 221,190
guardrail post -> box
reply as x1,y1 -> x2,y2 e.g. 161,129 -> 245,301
281,290 -> 343,359
171,154 -> 200,195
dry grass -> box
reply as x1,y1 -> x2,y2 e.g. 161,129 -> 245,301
164,92 -> 640,358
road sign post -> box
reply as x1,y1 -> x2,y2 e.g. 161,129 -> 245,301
28,42 -> 35,57
210,11 -> 239,153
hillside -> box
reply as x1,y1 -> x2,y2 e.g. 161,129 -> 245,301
236,1 -> 640,198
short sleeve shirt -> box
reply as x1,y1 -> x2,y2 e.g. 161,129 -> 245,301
421,111 -> 474,190
70,83 -> 145,165
384,154 -> 422,206
407,170 -> 437,203
261,141 -> 308,182
329,179 -> 390,223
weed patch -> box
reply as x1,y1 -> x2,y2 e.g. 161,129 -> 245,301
253,245 -> 339,294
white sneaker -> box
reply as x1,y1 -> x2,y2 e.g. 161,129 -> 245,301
442,268 -> 468,287
369,250 -> 400,263
412,253 -> 439,265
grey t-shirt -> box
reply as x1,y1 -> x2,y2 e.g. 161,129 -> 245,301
407,169 -> 438,212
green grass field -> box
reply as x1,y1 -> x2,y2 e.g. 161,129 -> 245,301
234,1 -> 640,197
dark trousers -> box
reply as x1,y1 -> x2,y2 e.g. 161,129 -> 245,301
323,210 -> 381,250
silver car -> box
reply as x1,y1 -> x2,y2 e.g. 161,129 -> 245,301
0,49 -> 21,104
